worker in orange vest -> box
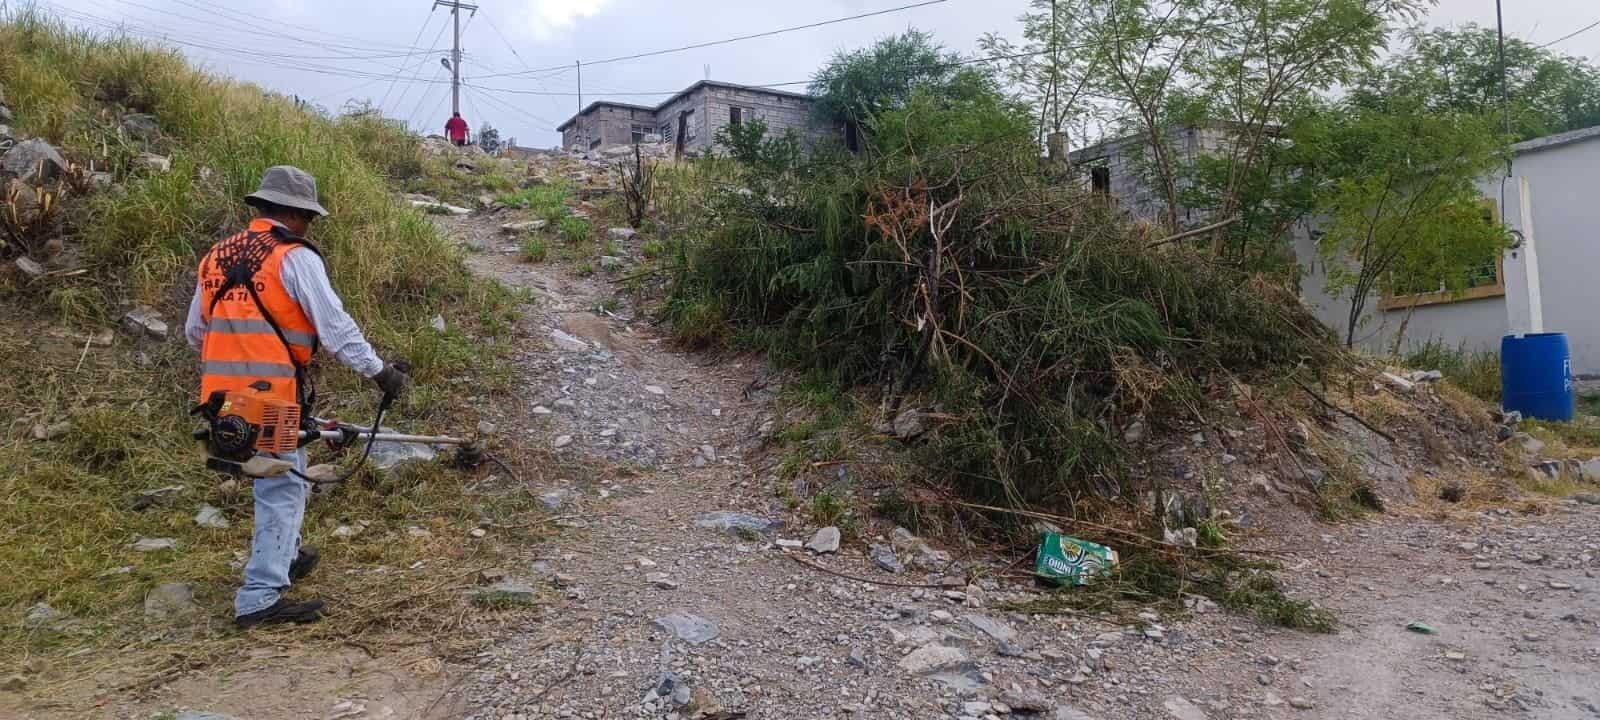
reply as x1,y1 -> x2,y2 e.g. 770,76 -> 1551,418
185,166 -> 409,628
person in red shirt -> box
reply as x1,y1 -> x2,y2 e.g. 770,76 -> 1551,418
444,112 -> 469,146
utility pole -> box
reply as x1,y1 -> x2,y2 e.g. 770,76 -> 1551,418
433,0 -> 478,116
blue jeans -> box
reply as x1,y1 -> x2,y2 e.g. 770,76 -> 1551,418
234,451 -> 308,617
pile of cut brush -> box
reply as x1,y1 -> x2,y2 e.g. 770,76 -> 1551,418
665,93 -> 1340,520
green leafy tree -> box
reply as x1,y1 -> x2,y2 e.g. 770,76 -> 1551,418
1310,102 -> 1509,346
1356,25 -> 1600,141
987,0 -> 1424,248
809,30 -> 997,131
979,0 -> 1107,149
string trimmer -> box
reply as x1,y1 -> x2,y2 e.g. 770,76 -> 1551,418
191,370 -> 486,482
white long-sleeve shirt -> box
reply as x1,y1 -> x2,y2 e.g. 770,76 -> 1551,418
185,223 -> 385,378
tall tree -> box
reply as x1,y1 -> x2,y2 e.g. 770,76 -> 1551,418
1356,25 -> 1600,141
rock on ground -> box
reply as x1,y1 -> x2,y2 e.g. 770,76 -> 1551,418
695,511 -> 780,536
121,306 -> 168,338
898,644 -> 968,674
194,505 -> 229,529
143,582 -> 197,619
806,526 -> 841,553
651,611 -> 720,645
130,537 -> 178,552
2,138 -> 68,182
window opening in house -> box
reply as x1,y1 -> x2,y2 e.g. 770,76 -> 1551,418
589,137 -> 602,150
1381,199 -> 1506,310
631,123 -> 651,144
1090,166 -> 1111,195
730,106 -> 744,126
684,109 -> 698,141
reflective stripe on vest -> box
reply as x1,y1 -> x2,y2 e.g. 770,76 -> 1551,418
207,317 -> 317,350
202,360 -> 298,378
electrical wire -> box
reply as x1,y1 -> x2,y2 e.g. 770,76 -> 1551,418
425,90 -> 452,135
169,0 -> 444,53
467,83 -> 561,129
405,66 -> 449,132
463,21 -> 1255,101
462,79 -> 487,130
388,20 -> 454,118
316,47 -> 440,107
472,0 -> 952,79
38,2 -> 439,72
77,0 -> 437,59
479,10 -> 531,70
466,48 -> 1073,98
1537,18 -> 1600,49
378,9 -> 438,110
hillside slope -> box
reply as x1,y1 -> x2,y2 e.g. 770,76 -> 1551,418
0,11 -> 542,703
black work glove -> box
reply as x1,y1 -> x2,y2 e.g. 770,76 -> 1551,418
373,364 -> 410,398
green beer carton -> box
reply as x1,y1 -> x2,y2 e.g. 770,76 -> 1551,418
1034,531 -> 1118,586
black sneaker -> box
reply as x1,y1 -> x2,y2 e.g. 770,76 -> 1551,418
235,598 -> 325,629
289,546 -> 320,581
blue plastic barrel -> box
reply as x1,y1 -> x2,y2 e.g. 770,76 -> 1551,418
1501,333 -> 1574,421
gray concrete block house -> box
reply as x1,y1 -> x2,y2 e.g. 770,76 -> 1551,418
1072,123 -> 1600,374
557,80 -> 827,154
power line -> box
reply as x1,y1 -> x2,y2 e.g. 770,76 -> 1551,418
468,83 -> 561,128
472,0 -> 951,79
84,0 -> 435,59
465,48 -> 1068,99
479,10 -> 531,70
39,3 -> 468,84
1537,17 -> 1600,49
389,20 -> 453,114
463,21 -> 1252,102
319,45 -> 441,106
171,0 -> 443,53
378,10 -> 438,110
405,66 -> 449,131
38,2 -> 437,68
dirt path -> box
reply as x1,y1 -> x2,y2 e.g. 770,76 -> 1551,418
435,213 -> 1600,720
70,211 -> 1595,720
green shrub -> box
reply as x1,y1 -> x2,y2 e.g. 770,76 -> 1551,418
641,239 -> 666,258
520,237 -> 548,263
560,216 -> 592,244
498,182 -> 571,222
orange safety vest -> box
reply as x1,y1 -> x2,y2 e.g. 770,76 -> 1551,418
196,218 -> 320,406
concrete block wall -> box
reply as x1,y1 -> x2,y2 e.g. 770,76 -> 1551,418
702,87 -> 822,149
559,84 -> 836,154
656,93 -> 708,151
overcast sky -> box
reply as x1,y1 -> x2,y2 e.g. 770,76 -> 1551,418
27,0 -> 1600,147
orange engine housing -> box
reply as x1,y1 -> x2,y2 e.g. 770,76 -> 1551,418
216,390 -> 302,455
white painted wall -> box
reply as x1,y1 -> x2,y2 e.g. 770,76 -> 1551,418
1295,226 -> 1508,355
1297,131 -> 1600,375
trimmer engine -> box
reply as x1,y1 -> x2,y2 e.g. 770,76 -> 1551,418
194,387 -> 302,462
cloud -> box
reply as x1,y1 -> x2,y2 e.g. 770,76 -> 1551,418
518,0 -> 616,39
